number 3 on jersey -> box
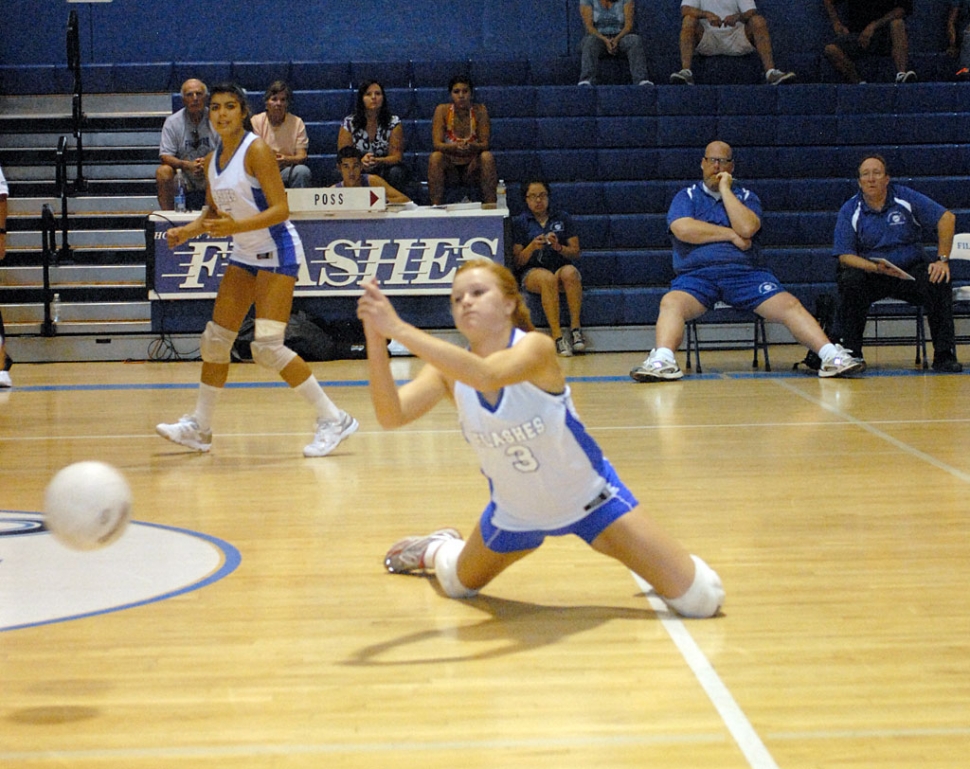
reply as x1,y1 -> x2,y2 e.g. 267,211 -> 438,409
506,445 -> 539,472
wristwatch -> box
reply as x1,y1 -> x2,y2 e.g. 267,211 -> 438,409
938,254 -> 949,263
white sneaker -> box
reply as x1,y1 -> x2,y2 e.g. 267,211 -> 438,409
304,410 -> 359,457
766,68 -> 796,85
384,528 -> 463,574
577,80 -> 592,87
630,350 -> 683,382
670,69 -> 694,85
0,370 -> 11,388
638,79 -> 654,86
156,414 -> 212,452
818,345 -> 865,378
555,336 -> 573,357
895,70 -> 917,84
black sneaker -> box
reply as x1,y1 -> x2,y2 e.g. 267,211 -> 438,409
932,358 -> 963,373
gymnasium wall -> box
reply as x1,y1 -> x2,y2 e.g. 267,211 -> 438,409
0,1 -> 952,69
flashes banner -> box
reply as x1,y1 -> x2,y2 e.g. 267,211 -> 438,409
147,210 -> 509,299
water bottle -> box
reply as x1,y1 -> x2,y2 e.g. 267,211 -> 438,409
174,169 -> 187,212
52,293 -> 61,328
496,179 -> 507,210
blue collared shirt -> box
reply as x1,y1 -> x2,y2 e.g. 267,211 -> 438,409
832,184 -> 946,270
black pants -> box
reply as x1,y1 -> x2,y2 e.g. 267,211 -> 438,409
838,264 -> 957,362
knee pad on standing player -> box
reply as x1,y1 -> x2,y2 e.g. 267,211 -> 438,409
664,555 -> 724,618
199,321 -> 237,365
432,538 -> 479,599
250,318 -> 297,373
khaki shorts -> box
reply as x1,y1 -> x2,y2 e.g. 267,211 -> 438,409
696,22 -> 755,57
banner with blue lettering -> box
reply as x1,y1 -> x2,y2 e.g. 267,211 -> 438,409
148,211 -> 509,299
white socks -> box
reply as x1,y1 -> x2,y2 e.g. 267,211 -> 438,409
294,375 -> 340,421
193,382 -> 222,432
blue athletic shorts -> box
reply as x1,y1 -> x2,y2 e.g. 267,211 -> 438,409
478,460 -> 638,553
228,259 -> 301,278
671,264 -> 785,312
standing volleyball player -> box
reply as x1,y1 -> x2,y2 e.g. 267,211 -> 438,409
356,260 -> 723,618
157,83 -> 357,457
0,163 -> 11,388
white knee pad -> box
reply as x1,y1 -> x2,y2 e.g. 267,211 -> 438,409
200,321 -> 237,365
664,555 -> 724,618
250,318 -> 297,372
432,538 -> 479,599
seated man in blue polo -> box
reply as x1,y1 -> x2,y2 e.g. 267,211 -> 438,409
833,154 -> 961,372
631,140 -> 864,382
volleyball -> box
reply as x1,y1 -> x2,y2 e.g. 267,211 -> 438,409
43,461 -> 132,551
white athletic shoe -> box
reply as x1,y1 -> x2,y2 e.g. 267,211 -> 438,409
818,344 -> 865,378
384,528 -> 463,574
156,415 -> 212,452
303,410 -> 359,457
630,350 -> 684,382
0,370 -> 11,388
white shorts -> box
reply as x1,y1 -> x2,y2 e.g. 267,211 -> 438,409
696,23 -> 755,57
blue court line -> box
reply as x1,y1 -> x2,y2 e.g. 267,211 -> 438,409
5,366 -> 963,394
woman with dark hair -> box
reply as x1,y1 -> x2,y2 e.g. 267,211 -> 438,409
157,83 -> 358,458
337,80 -> 409,191
428,74 -> 497,207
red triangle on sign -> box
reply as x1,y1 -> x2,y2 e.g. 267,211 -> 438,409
370,191 -> 379,207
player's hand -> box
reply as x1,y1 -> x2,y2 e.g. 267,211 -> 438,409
716,171 -> 734,191
201,213 -> 237,238
357,279 -> 405,339
166,226 -> 186,248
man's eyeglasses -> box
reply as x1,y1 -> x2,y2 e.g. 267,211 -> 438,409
704,156 -> 733,165
859,170 -> 886,179
525,193 -> 549,200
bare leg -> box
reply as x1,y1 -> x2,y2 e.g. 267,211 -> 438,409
156,164 -> 175,210
559,265 -> 583,330
456,523 -> 537,591
427,152 -> 448,206
524,268 -> 563,340
679,16 -> 700,70
745,14 -> 776,72
654,290 -> 707,351
478,151 -> 498,205
754,291 -> 828,353
889,18 -> 910,73
590,510 -> 696,600
824,42 -> 861,84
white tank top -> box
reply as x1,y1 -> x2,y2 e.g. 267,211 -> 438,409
454,329 -> 609,531
207,132 -> 304,269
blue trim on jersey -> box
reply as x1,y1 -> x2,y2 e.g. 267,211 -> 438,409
564,403 -> 605,472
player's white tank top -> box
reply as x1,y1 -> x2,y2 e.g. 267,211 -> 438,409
454,329 -> 609,532
207,131 -> 304,269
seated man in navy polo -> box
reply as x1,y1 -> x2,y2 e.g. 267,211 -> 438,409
631,140 -> 864,382
833,154 -> 961,372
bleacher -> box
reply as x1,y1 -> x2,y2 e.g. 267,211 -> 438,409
3,52 -> 969,347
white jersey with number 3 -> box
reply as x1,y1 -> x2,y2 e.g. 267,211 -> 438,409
454,329 -> 609,532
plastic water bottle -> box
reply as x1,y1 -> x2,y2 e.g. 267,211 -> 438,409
52,293 -> 61,327
496,179 -> 507,210
174,169 -> 187,212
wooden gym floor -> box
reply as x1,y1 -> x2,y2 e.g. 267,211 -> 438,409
1,346 -> 968,768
